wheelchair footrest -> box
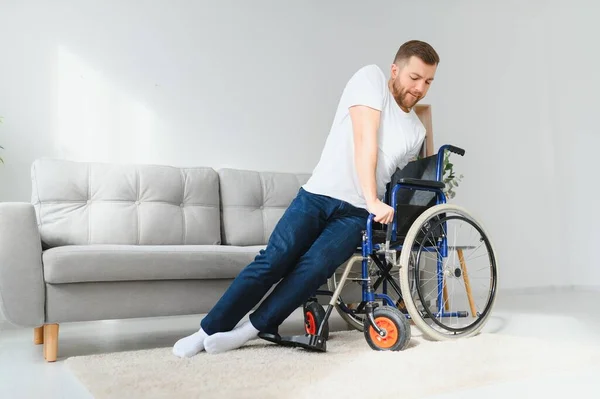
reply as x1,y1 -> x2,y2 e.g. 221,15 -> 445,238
258,332 -> 327,352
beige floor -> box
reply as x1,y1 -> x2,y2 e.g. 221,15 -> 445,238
1,287 -> 599,398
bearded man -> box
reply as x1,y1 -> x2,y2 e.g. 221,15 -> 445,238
173,40 -> 439,357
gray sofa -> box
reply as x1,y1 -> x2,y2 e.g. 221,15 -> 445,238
0,158 -> 316,362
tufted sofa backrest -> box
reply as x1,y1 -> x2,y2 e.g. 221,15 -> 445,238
217,168 -> 311,246
31,159 -> 221,248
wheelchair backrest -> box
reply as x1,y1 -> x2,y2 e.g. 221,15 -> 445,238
385,155 -> 439,207
384,155 -> 442,240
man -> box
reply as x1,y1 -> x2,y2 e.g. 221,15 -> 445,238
173,40 -> 439,357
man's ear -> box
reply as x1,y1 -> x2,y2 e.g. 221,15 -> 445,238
390,62 -> 401,79
391,61 -> 406,79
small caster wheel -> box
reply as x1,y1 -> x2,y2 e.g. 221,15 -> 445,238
303,300 -> 329,340
364,306 -> 411,351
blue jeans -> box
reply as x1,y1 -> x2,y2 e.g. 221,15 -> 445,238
200,187 -> 369,335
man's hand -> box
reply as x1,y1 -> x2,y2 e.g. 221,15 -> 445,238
368,198 -> 395,225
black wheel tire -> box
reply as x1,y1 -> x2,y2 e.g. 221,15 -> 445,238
363,306 -> 411,351
303,301 -> 329,340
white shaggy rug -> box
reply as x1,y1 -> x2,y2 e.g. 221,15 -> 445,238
65,329 -> 600,399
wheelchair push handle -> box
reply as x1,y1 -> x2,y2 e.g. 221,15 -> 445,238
445,145 -> 465,156
436,144 -> 465,181
448,145 -> 465,156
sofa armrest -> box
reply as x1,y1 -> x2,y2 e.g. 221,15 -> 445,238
0,202 -> 45,327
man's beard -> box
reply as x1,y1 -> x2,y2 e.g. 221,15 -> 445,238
392,81 -> 421,110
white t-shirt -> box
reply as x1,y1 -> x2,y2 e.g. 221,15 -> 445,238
303,64 -> 426,210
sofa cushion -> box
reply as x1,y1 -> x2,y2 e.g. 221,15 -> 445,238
219,168 -> 311,246
31,159 -> 221,248
43,244 -> 265,284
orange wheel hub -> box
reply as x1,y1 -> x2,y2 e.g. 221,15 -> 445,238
305,311 -> 316,335
369,317 -> 398,348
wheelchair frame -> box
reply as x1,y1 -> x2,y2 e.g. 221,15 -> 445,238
316,144 -> 465,328
257,144 -> 496,351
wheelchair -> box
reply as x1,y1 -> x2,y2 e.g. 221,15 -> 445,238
258,144 -> 498,352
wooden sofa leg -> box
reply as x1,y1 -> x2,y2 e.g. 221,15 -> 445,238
43,324 -> 59,362
34,326 -> 44,345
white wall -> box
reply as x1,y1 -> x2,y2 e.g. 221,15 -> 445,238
1,0 -> 599,324
546,3 -> 600,288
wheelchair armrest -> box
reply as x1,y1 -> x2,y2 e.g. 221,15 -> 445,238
396,178 -> 445,189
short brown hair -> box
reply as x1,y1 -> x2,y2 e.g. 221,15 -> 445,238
394,40 -> 440,66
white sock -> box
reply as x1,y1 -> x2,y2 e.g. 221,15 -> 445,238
172,328 -> 208,358
204,320 -> 259,354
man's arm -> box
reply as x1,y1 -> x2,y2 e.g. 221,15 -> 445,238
350,105 -> 379,205
349,105 -> 394,224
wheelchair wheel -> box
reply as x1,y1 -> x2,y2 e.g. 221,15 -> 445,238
303,300 -> 329,340
398,204 -> 498,341
363,306 -> 411,351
